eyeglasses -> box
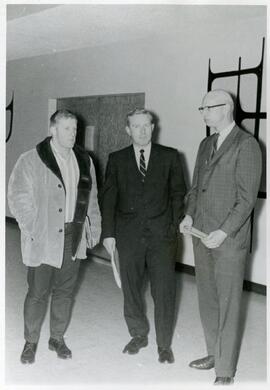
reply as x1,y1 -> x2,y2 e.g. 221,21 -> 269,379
198,103 -> 227,113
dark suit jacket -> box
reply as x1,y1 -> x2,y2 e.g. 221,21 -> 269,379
186,125 -> 262,249
101,143 -> 186,241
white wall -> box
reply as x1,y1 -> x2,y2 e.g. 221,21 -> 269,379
6,11 -> 266,284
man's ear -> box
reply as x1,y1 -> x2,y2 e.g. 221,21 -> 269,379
125,126 -> 131,136
50,125 -> 56,137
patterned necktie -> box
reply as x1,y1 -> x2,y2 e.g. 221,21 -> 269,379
139,149 -> 146,177
211,133 -> 219,159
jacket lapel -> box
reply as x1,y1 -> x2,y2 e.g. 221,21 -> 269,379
145,143 -> 158,179
36,137 -> 65,190
128,145 -> 144,180
209,126 -> 239,165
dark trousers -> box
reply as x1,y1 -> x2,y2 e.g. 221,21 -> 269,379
117,235 -> 177,349
193,239 -> 247,377
24,223 -> 81,343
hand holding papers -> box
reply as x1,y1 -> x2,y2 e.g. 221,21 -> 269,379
103,237 -> 121,288
179,216 -> 207,239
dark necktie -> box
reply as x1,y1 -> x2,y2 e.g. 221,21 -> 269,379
139,149 -> 146,177
210,133 -> 219,159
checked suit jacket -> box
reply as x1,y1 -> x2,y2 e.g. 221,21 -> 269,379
186,125 -> 262,249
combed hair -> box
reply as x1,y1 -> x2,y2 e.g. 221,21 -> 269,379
50,109 -> 77,127
126,108 -> 153,126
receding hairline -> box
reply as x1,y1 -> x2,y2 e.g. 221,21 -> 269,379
203,89 -> 234,106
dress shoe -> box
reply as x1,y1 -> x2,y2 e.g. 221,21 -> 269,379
20,341 -> 37,364
48,337 -> 72,359
158,347 -> 175,363
123,336 -> 148,354
189,355 -> 214,369
214,377 -> 234,385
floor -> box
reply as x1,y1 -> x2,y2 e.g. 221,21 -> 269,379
5,223 -> 267,389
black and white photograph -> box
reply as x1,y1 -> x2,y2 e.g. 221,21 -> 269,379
2,1 -> 268,390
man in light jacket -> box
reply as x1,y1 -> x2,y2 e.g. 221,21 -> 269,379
8,109 -> 101,364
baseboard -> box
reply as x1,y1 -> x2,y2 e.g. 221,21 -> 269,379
6,216 -> 266,296
6,216 -> 18,225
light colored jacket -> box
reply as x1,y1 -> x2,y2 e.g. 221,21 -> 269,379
8,138 -> 101,268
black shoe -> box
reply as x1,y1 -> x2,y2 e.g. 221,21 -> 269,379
189,355 -> 214,369
48,337 -> 72,359
123,336 -> 148,354
158,347 -> 174,364
214,377 -> 234,385
20,341 -> 37,364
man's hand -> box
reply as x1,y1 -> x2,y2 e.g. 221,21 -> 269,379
201,230 -> 227,249
103,237 -> 116,256
179,215 -> 193,234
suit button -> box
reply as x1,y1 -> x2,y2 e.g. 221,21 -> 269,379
202,189 -> 206,192
59,229 -> 63,233
58,184 -> 62,188
59,208 -> 62,212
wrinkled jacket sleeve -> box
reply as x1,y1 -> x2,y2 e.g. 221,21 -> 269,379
219,137 -> 262,237
186,142 -> 202,218
87,157 -> 102,247
8,153 -> 37,235
170,150 -> 186,226
100,153 -> 118,239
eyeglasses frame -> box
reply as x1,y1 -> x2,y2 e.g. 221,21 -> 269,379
198,103 -> 227,113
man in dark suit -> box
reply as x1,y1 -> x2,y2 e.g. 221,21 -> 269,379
180,90 -> 262,385
101,108 -> 186,363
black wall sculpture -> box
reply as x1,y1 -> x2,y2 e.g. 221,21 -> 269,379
206,38 -> 266,252
6,91 -> 14,143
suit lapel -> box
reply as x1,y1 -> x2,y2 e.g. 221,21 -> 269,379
209,126 -> 239,165
145,143 -> 158,179
127,145 -> 142,179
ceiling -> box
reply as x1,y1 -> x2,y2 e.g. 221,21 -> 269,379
6,4 -> 266,61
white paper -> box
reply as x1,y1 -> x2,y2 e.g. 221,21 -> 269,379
188,227 -> 208,239
111,250 -> 121,289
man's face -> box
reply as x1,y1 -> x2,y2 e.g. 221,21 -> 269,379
51,117 -> 77,150
126,114 -> 154,147
200,94 -> 227,129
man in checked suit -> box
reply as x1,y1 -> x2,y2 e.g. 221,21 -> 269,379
101,108 -> 186,363
180,90 -> 262,385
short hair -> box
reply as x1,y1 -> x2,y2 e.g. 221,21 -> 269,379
50,109 -> 77,127
204,89 -> 235,113
126,108 -> 153,126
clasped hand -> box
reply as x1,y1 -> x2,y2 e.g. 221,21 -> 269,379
201,230 -> 227,249
179,216 -> 227,248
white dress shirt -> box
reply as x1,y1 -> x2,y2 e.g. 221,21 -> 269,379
133,142 -> 152,170
216,121 -> 236,150
51,140 -> 79,223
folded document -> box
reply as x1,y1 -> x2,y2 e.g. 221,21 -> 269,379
187,227 -> 208,239
111,249 -> 121,289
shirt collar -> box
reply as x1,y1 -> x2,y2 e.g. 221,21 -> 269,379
133,142 -> 152,154
217,120 -> 235,138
